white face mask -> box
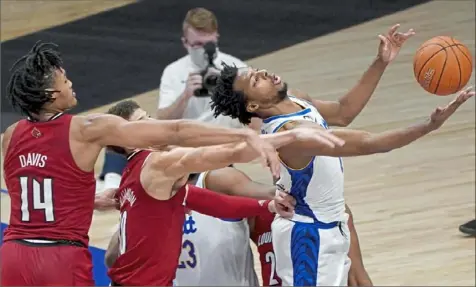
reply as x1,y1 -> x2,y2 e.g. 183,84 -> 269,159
187,45 -> 220,70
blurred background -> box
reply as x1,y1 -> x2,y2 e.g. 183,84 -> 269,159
1,0 -> 475,286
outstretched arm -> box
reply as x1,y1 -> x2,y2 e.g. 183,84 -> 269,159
160,129 -> 343,176
80,113 -> 254,148
78,113 -> 283,176
279,88 -> 474,157
292,24 -> 414,127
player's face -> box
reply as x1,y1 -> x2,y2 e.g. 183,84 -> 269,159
234,68 -> 288,114
47,68 -> 77,111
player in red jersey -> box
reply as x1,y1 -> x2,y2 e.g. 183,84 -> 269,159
0,42 -> 341,286
103,100 -> 344,286
105,163 -> 371,286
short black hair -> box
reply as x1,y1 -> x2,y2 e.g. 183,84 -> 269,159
106,100 -> 141,155
107,100 -> 141,120
211,63 -> 254,125
6,41 -> 63,118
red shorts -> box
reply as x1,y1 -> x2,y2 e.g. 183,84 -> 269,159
0,240 -> 94,286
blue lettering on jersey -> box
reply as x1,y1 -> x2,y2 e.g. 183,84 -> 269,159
183,215 -> 197,234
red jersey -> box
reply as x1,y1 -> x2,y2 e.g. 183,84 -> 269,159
108,150 -> 187,286
251,212 -> 282,286
108,150 -> 274,286
2,113 -> 96,247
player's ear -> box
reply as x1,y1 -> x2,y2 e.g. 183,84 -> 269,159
246,102 -> 259,113
45,89 -> 59,99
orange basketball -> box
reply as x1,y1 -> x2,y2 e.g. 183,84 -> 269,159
413,36 -> 473,96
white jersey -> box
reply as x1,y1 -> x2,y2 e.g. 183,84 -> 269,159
174,172 -> 259,286
261,96 -> 346,223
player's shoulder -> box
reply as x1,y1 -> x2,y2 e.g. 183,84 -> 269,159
217,51 -> 246,67
2,121 -> 20,156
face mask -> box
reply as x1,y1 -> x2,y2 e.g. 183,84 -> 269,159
187,46 -> 208,70
187,45 -> 220,70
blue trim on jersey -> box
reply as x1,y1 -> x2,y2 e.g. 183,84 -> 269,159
262,108 -> 312,124
286,161 -> 316,220
290,222 -> 320,286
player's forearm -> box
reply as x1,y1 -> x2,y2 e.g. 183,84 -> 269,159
185,185 -> 271,218
156,92 -> 190,120
337,57 -> 388,125
358,120 -> 434,154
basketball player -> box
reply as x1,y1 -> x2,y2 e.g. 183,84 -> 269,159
0,41 -> 327,286
104,101 -> 344,286
210,63 -> 474,286
104,165 -> 372,286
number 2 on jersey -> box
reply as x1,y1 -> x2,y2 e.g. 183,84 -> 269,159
20,176 -> 54,222
265,251 -> 280,286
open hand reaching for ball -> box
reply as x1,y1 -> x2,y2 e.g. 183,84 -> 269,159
378,23 -> 416,64
428,86 -> 475,130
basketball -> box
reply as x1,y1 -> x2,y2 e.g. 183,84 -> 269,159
413,36 -> 473,96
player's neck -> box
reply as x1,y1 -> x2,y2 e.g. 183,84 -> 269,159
32,110 -> 63,122
260,97 -> 302,119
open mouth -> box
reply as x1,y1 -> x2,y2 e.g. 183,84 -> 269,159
72,91 -> 76,97
272,74 -> 281,85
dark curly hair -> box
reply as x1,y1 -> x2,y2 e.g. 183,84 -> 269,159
6,41 -> 63,118
210,63 -> 255,125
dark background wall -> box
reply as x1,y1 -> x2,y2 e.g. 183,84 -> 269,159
0,0 -> 430,132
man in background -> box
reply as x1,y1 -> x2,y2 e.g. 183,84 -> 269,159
98,8 -> 257,191
157,7 -> 260,130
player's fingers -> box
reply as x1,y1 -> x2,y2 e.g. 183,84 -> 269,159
403,28 -> 416,38
378,34 -> 387,45
387,23 -> 400,36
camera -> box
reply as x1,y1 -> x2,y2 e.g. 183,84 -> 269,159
194,42 -> 220,97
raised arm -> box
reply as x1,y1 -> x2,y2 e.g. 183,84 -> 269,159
280,88 -> 474,157
292,24 -> 414,127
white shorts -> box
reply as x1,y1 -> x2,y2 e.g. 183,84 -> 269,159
272,215 -> 351,286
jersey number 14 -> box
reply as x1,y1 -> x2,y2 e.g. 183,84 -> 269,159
20,176 -> 55,222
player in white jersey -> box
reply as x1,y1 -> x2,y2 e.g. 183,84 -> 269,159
105,166 -> 374,286
209,35 -> 474,286
175,171 -> 259,286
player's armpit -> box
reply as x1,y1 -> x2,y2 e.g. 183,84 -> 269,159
290,89 -> 348,127
105,229 -> 120,268
206,168 -> 276,200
